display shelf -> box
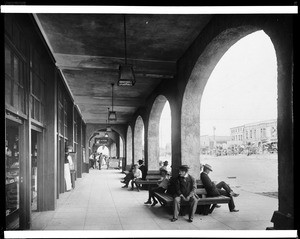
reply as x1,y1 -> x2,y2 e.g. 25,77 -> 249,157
6,181 -> 18,186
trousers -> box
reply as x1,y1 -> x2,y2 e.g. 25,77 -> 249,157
148,186 -> 166,202
215,181 -> 235,210
173,195 -> 198,219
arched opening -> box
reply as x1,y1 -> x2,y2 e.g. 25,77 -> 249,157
147,95 -> 172,170
88,129 -> 122,164
181,26 -> 273,178
199,30 -> 278,195
119,136 -> 124,158
159,101 -> 172,170
97,145 -> 109,156
134,116 -> 145,164
126,126 -> 133,167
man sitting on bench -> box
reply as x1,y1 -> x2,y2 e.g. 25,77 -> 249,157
130,163 -> 143,191
171,165 -> 198,223
200,164 -> 239,212
144,168 -> 169,206
121,164 -> 134,187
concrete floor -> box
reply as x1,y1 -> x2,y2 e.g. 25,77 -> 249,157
30,168 -> 278,231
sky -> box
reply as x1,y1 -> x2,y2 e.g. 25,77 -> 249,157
159,30 -> 278,145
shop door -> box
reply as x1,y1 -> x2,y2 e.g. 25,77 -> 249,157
31,129 -> 41,212
59,137 -> 65,193
5,119 -> 22,229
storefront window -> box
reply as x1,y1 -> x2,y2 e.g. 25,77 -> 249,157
5,119 -> 20,229
5,44 -> 26,114
30,48 -> 45,123
5,46 -> 12,105
31,130 -> 38,212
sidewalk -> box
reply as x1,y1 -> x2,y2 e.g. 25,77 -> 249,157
31,169 -> 277,230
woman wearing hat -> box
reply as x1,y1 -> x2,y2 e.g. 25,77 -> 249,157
201,164 -> 239,212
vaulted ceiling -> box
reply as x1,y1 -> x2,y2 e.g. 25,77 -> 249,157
34,14 -> 212,124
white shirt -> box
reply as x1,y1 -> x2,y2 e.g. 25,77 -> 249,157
133,168 -> 142,179
158,175 -> 169,189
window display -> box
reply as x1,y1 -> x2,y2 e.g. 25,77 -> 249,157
31,130 -> 38,211
5,120 -> 20,229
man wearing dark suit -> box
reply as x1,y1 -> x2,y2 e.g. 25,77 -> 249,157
200,164 -> 239,212
171,165 -> 198,223
138,159 -> 147,180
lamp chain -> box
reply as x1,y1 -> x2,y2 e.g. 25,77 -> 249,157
123,14 -> 127,65
111,83 -> 114,111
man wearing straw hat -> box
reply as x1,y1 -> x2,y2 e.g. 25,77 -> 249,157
171,165 -> 198,223
201,164 -> 239,212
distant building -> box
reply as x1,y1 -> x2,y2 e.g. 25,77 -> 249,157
229,119 -> 277,147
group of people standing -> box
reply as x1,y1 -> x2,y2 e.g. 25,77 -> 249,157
89,152 -> 109,170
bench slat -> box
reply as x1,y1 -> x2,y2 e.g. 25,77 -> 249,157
146,175 -> 162,180
147,170 -> 161,175
153,192 -> 230,208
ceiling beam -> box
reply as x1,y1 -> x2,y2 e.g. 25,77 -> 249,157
54,53 -> 176,79
74,96 -> 145,106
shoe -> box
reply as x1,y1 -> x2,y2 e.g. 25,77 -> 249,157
137,188 -> 140,192
144,201 -> 152,204
122,185 -> 128,188
215,204 -> 221,208
120,180 -> 126,183
151,201 -> 158,207
130,188 -> 134,191
171,218 -> 178,222
230,192 -> 239,197
230,209 -> 239,212
188,218 -> 193,222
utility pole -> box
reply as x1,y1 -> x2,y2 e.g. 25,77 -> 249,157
213,126 -> 216,143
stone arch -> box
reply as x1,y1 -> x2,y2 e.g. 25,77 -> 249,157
88,128 -> 122,159
147,95 -> 170,170
126,125 -> 133,166
181,26 -> 267,178
134,115 -> 145,163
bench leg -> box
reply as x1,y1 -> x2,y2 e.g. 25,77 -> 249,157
203,205 -> 210,215
209,204 -> 217,214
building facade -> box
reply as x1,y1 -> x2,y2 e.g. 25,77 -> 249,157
230,119 -> 277,148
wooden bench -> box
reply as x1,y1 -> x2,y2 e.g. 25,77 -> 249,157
135,171 -> 162,189
147,170 -> 161,175
153,188 -> 230,215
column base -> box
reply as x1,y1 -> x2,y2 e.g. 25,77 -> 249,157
267,210 -> 294,230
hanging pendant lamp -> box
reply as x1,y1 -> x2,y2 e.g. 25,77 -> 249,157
108,83 -> 117,121
118,14 -> 136,87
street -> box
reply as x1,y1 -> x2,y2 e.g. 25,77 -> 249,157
200,153 -> 278,194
